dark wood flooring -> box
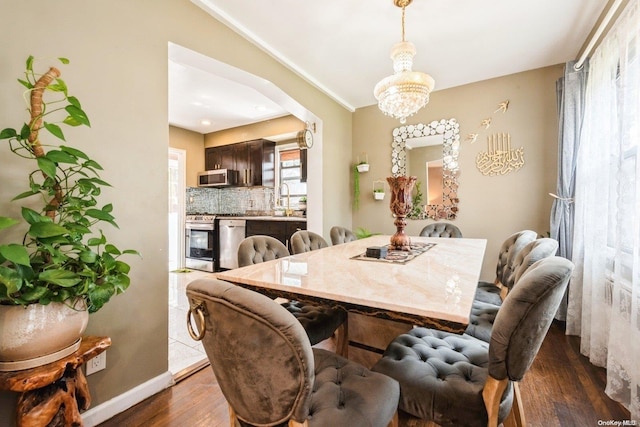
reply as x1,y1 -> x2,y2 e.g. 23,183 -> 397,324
98,321 -> 630,427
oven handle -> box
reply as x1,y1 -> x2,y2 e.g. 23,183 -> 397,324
186,223 -> 215,231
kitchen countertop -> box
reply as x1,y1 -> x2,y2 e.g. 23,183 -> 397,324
216,216 -> 306,222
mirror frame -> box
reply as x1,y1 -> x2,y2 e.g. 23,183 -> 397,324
391,118 -> 460,220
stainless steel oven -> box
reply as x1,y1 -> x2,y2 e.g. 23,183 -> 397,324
185,214 -> 216,272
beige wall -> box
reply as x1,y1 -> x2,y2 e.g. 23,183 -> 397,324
169,126 -> 204,187
353,65 -> 563,281
204,115 -> 303,147
0,0 -> 351,423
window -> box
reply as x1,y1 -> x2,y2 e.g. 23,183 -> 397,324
276,144 -> 307,208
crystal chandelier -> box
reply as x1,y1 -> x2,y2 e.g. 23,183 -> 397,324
374,0 -> 434,124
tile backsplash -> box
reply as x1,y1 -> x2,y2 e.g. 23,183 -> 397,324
186,187 -> 275,214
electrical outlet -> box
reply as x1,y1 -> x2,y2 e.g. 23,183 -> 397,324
86,351 -> 106,375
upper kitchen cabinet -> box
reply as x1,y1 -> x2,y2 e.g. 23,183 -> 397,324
245,139 -> 275,187
205,139 -> 275,187
205,144 -> 235,171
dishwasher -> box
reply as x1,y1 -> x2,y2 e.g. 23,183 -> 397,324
218,219 -> 246,270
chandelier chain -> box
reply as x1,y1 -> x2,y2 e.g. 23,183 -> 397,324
401,5 -> 406,42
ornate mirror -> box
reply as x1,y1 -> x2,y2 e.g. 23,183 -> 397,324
391,119 -> 460,220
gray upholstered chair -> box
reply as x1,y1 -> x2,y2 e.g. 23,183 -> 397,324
187,278 -> 400,427
466,237 -> 560,342
237,235 -> 348,355
237,234 -> 290,266
290,230 -> 329,254
418,222 -> 463,238
372,256 -> 574,427
330,225 -> 357,245
475,230 -> 538,306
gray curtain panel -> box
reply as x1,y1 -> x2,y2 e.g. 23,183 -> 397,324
551,59 -> 588,321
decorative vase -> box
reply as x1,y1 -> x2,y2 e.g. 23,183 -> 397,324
387,176 -> 417,250
0,298 -> 89,371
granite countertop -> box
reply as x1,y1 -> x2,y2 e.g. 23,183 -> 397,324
219,215 -> 306,222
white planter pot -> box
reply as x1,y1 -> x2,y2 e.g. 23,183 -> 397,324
374,192 -> 385,200
356,163 -> 369,173
0,299 -> 89,371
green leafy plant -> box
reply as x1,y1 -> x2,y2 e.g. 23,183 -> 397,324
0,56 -> 139,313
354,227 -> 380,239
353,165 -> 360,209
374,188 -> 384,193
299,196 -> 307,203
409,180 -> 424,219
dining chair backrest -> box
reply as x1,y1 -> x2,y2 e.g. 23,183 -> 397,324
237,235 -> 289,267
330,226 -> 357,245
489,256 -> 573,381
504,237 -> 559,290
495,230 -> 537,287
290,230 -> 328,254
186,278 -> 314,425
418,222 -> 463,238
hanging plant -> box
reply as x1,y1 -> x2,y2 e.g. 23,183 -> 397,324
353,165 -> 360,209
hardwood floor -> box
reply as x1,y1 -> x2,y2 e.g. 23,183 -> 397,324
98,321 -> 630,427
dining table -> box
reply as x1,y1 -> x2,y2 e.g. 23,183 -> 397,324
215,234 -> 487,334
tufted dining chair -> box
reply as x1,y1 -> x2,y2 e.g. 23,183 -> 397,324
187,278 -> 400,427
287,231 -> 349,356
290,230 -> 329,254
475,230 -> 538,306
372,256 -> 574,427
237,235 -> 348,356
330,225 -> 357,245
237,234 -> 290,266
418,222 -> 463,238
466,237 -> 560,343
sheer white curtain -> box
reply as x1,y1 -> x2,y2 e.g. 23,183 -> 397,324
567,0 -> 640,419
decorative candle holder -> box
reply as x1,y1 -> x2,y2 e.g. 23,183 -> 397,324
387,175 -> 417,250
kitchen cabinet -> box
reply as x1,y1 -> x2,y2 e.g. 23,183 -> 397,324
205,145 -> 235,170
246,219 -> 306,252
205,139 -> 275,187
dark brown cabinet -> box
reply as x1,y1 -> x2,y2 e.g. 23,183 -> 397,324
246,220 -> 306,252
205,144 -> 235,170
205,139 -> 275,187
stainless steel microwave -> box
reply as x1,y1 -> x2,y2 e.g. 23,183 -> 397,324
197,169 -> 239,187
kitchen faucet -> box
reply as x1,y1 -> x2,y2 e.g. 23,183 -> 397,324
281,183 -> 293,217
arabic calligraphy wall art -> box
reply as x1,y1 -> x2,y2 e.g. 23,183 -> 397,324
476,133 -> 525,175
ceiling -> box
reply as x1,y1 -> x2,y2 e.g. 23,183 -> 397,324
169,0 -> 608,134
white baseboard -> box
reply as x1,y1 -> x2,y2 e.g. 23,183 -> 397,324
82,371 -> 175,426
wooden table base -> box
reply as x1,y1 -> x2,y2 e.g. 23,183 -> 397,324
0,336 -> 111,427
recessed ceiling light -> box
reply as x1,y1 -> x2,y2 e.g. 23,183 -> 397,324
200,119 -> 211,126
255,105 -> 267,112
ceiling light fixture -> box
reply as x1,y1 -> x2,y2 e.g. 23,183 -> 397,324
374,0 -> 434,124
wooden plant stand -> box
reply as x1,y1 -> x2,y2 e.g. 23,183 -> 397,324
0,336 -> 111,427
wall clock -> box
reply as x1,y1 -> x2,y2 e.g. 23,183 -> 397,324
297,128 -> 313,149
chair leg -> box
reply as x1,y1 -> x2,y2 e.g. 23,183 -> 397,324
482,376 -> 509,427
503,383 -> 526,427
228,405 -> 241,427
386,411 -> 399,427
335,316 -> 349,358
288,419 -> 309,427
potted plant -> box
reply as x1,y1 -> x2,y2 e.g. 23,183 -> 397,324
0,57 -> 139,369
298,196 -> 307,210
356,161 -> 370,173
356,152 -> 369,173
373,180 -> 385,201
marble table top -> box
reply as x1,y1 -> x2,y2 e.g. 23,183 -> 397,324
215,235 -> 487,333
